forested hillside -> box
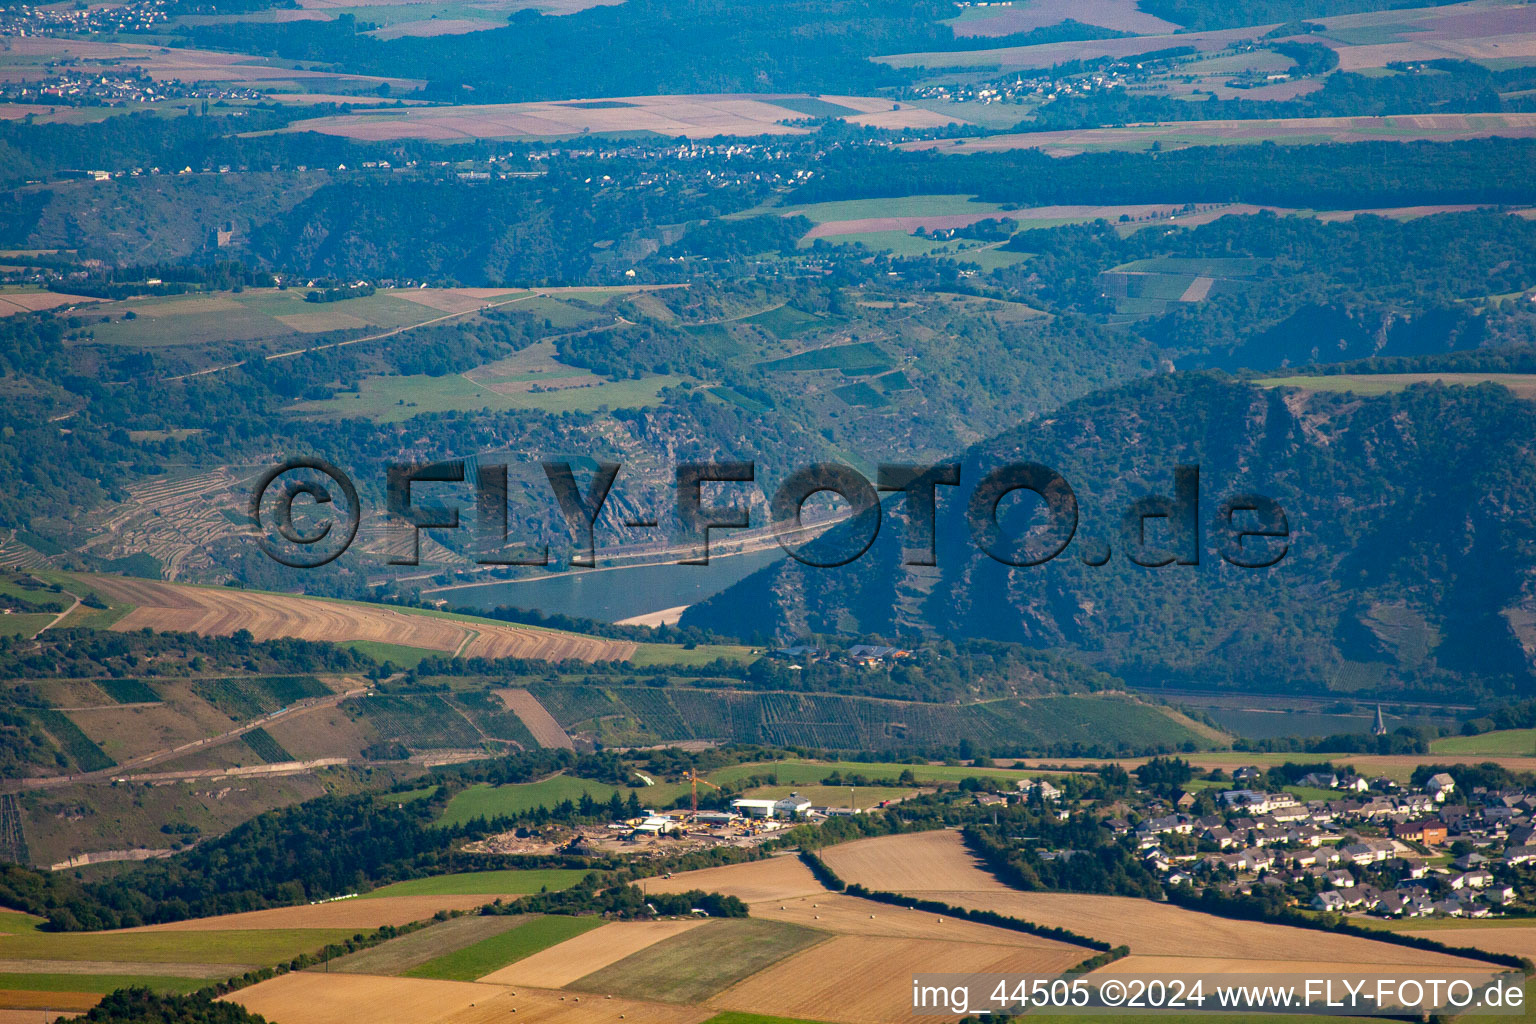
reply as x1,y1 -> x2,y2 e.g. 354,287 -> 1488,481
683,374 -> 1536,699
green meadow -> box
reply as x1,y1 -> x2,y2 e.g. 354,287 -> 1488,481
290,371 -> 682,421
364,869 -> 589,898
404,914 -> 604,981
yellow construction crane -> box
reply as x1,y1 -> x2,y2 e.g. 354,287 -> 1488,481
682,768 -> 719,814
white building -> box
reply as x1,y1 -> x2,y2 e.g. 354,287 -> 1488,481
775,795 -> 813,818
731,798 -> 779,819
1425,773 -> 1456,802
730,795 -> 813,820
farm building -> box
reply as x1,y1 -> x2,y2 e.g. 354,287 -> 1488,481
731,799 -> 780,819
775,795 -> 813,818
630,815 -> 681,838
730,795 -> 814,819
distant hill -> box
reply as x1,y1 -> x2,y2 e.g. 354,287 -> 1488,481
682,373 -> 1536,700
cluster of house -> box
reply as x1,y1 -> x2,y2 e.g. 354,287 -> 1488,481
0,69 -> 266,107
902,36 -> 1302,109
767,644 -> 914,669
906,70 -> 1130,108
0,0 -> 169,36
1115,768 -> 1536,919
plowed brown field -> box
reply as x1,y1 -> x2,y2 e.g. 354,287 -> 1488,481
88,577 -> 632,663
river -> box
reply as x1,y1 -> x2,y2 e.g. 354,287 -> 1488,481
439,545 -> 786,623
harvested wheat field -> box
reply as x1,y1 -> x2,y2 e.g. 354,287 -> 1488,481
823,833 -> 1483,972
480,920 -> 706,987
932,890 -> 1483,969
0,992 -> 100,1013
395,287 -> 529,313
820,830 -> 1000,893
120,895 -> 497,932
494,690 -> 575,749
1096,953 -> 1495,980
1403,925 -> 1536,961
87,576 -> 633,663
750,893 -> 1082,948
227,972 -> 712,1024
642,854 -> 829,903
710,934 -> 1084,1024
0,1010 -> 87,1023
0,291 -> 99,315
281,94 -> 967,142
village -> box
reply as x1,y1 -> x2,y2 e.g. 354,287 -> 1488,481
0,0 -> 171,37
0,67 -> 267,108
1099,764 -> 1536,922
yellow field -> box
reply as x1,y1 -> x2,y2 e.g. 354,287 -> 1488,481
226,973 -> 714,1024
711,934 -> 1082,1024
89,577 -> 634,663
640,855 -> 828,903
120,895 -> 498,932
819,830 -> 1000,892
479,921 -> 706,987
